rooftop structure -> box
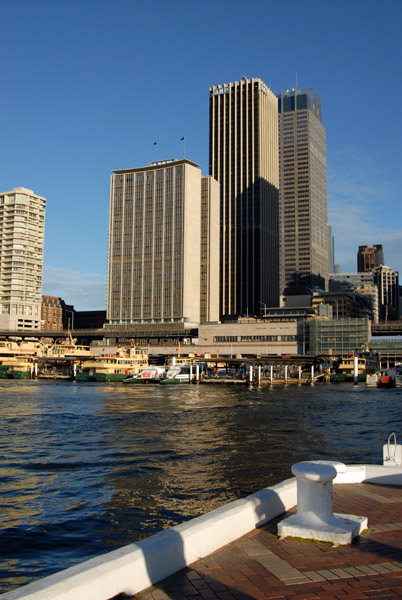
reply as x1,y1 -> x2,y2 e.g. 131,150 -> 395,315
312,290 -> 373,320
329,272 -> 380,323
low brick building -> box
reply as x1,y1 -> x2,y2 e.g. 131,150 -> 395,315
41,296 -> 64,331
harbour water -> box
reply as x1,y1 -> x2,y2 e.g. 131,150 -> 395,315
0,380 -> 400,593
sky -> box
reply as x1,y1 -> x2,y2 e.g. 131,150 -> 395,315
1,0 -> 401,310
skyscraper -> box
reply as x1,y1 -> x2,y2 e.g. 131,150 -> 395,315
278,87 -> 328,294
328,224 -> 335,274
106,159 -> 219,334
357,244 -> 384,272
0,187 -> 46,330
209,77 -> 279,319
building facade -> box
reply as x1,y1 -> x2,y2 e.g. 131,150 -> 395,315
209,77 -> 279,319
278,87 -> 328,294
74,310 -> 106,329
198,318 -> 305,357
357,244 -> 384,272
41,295 -> 64,331
328,225 -> 335,274
308,317 -> 371,355
312,290 -> 373,320
106,159 -> 219,334
373,265 -> 399,321
200,176 -> 220,323
329,272 -> 380,323
0,187 -> 45,331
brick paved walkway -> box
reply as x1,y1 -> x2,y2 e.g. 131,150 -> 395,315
124,483 -> 402,600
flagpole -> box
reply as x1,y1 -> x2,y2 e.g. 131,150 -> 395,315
181,136 -> 185,159
154,141 -> 157,162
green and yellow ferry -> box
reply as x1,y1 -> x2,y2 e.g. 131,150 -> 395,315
76,347 -> 148,382
3,358 -> 36,379
332,352 -> 380,383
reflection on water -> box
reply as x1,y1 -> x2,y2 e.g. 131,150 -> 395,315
0,380 -> 400,592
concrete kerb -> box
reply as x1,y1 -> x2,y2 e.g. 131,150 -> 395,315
2,464 -> 402,600
335,465 -> 402,485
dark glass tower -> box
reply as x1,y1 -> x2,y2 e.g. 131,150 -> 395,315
357,244 -> 384,272
209,77 -> 279,319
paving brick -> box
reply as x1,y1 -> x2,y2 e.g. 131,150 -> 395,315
302,571 -> 327,582
151,590 -> 171,600
129,483 -> 402,600
215,593 -> 237,600
326,568 -> 353,579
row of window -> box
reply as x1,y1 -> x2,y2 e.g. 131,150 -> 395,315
213,335 -> 297,343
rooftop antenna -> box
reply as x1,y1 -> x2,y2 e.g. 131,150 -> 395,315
181,136 -> 186,159
154,141 -> 157,162
295,71 -> 299,90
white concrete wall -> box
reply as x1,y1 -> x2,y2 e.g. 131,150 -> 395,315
335,464 -> 402,486
182,163 -> 201,324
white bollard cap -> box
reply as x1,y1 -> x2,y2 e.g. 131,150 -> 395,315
313,460 -> 347,473
291,461 -> 337,482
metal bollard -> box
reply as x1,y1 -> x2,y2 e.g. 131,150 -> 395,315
277,460 -> 367,545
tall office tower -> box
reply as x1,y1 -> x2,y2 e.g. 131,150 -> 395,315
357,244 -> 384,272
106,159 -> 219,334
209,77 -> 279,319
328,225 -> 335,274
278,87 -> 328,294
0,187 -> 46,330
200,176 -> 220,323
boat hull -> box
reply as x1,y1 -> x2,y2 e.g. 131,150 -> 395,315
378,375 -> 395,388
5,370 -> 31,379
88,373 -> 133,382
123,377 -> 163,384
333,373 -> 366,383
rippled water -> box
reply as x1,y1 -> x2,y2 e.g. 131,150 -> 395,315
0,380 -> 400,592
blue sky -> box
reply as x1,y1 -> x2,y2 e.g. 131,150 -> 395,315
1,0 -> 401,310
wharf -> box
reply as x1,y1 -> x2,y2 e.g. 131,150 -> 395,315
195,378 -> 248,385
3,466 -> 402,600
129,482 -> 402,600
195,378 -> 317,386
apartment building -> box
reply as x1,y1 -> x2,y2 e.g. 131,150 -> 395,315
0,187 -> 46,330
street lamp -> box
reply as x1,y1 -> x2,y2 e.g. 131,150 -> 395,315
258,300 -> 267,318
333,300 -> 339,319
65,309 -> 74,331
